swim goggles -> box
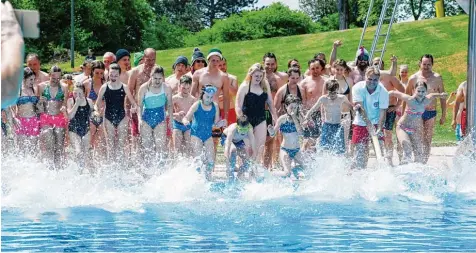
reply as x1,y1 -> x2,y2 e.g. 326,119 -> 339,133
237,124 -> 251,134
203,86 -> 218,95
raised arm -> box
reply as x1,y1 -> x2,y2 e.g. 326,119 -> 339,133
329,40 -> 341,66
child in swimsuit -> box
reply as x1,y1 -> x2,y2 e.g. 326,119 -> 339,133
137,66 -> 173,161
94,63 -> 138,162
269,94 -> 305,179
11,67 -> 40,154
67,83 -> 95,171
182,85 -> 226,180
389,81 -> 447,164
221,115 -> 257,182
306,79 -> 354,155
172,75 -> 196,156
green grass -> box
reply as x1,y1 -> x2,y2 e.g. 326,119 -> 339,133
49,15 -> 470,145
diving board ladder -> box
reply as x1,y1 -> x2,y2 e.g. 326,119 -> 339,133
357,0 -> 400,68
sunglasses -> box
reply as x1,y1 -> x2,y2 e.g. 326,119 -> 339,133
195,60 -> 206,64
358,55 -> 369,61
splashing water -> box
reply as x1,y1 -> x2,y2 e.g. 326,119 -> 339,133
2,139 -> 476,252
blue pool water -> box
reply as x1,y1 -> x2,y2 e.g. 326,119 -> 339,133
2,151 -> 476,252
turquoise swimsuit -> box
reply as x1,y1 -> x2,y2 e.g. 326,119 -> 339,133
142,84 -> 167,129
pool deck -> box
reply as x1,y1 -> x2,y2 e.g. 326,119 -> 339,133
211,146 -> 459,180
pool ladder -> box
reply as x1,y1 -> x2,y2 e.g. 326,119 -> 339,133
358,0 -> 400,67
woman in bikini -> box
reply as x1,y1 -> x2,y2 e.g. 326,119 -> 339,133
11,67 -> 40,155
235,63 -> 277,166
389,81 -> 447,164
37,66 -> 69,170
137,66 -> 173,162
67,83 -> 95,170
84,60 -> 106,150
94,63 -> 137,163
183,85 -> 225,180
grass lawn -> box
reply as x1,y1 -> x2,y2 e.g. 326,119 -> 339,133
48,15 -> 470,145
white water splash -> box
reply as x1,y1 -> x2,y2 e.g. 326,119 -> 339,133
2,144 -> 475,216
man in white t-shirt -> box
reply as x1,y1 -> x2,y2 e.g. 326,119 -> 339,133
351,66 -> 389,169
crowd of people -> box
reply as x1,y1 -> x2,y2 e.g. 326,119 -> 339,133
1,41 -> 469,181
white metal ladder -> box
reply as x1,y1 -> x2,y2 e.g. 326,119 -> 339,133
357,0 -> 400,67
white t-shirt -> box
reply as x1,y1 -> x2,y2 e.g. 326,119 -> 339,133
352,81 -> 389,126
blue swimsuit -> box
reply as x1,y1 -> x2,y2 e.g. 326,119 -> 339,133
191,102 -> 216,143
142,84 -> 167,129
279,119 -> 300,158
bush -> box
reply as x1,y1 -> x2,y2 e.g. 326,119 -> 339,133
142,16 -> 192,50
185,3 -> 316,46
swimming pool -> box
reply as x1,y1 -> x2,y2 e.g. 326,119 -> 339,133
2,151 -> 476,252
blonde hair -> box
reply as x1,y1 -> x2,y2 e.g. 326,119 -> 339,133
365,66 -> 380,77
244,63 -> 268,92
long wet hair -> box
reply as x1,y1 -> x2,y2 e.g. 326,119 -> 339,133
244,63 -> 268,92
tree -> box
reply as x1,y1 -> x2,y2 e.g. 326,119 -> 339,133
197,0 -> 258,26
397,0 -> 464,21
10,0 -> 156,61
299,0 -> 338,22
148,0 -> 204,32
338,0 -> 350,29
